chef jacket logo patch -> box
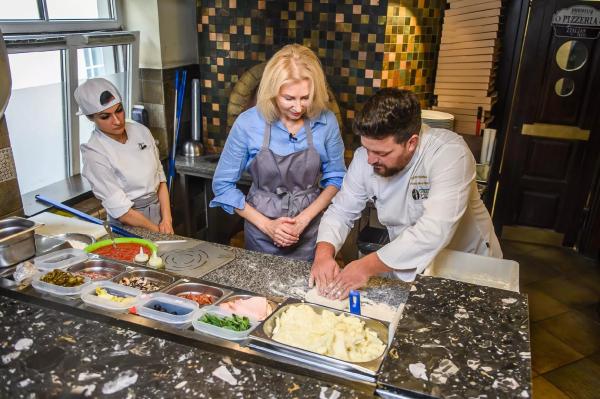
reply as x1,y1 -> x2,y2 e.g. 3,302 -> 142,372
412,188 -> 429,200
410,175 -> 429,201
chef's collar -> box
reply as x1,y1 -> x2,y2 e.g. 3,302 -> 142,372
405,124 -> 427,168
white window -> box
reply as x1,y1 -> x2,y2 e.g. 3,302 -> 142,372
0,0 -> 120,34
2,2 -> 139,194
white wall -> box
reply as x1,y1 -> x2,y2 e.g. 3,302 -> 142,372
121,0 -> 198,69
157,0 -> 198,68
122,0 -> 162,69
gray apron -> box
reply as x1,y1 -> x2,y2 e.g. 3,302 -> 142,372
244,120 -> 322,261
108,191 -> 161,227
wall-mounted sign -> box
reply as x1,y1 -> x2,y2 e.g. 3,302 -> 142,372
552,5 -> 600,39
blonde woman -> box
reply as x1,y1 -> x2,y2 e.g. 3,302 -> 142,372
211,44 -> 346,261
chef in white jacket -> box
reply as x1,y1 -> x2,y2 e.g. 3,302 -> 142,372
76,78 -> 174,234
310,88 -> 501,299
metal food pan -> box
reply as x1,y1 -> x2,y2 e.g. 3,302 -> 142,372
67,259 -> 128,281
161,281 -> 232,306
35,235 -> 70,256
217,294 -> 279,320
0,217 -> 40,267
112,269 -> 177,292
249,298 -> 389,377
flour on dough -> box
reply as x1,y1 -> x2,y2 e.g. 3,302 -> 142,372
304,287 -> 398,322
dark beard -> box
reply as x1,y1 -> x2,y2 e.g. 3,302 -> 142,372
373,164 -> 403,177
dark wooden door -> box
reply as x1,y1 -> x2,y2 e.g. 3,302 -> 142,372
495,0 -> 600,247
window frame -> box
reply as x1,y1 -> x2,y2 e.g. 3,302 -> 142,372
0,0 -> 122,34
4,30 -> 140,177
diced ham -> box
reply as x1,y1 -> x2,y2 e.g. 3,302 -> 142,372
219,296 -> 270,321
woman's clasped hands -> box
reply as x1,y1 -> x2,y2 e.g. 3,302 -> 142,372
264,215 -> 310,247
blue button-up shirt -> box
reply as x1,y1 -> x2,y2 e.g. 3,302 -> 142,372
210,106 -> 346,214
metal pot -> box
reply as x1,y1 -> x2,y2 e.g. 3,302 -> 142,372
0,217 -> 40,267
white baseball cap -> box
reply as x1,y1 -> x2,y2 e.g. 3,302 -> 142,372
74,78 -> 122,116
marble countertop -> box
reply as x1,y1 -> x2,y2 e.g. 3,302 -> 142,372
127,227 -> 411,308
1,227 -> 532,398
378,276 -> 531,398
0,296 -> 368,398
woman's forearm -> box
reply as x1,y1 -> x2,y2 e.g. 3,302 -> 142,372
157,182 -> 172,222
118,209 -> 159,232
235,202 -> 270,234
296,185 -> 339,224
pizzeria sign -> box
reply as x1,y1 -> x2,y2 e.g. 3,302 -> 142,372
552,5 -> 600,39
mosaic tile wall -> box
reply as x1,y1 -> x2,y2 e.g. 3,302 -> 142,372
197,0 -> 444,155
0,117 -> 23,218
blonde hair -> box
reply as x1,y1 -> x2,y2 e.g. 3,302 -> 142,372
256,44 -> 329,123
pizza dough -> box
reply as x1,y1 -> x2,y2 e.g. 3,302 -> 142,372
271,304 -> 386,362
304,287 -> 398,322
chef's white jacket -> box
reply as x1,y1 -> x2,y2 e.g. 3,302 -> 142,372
81,121 -> 166,219
317,127 -> 502,281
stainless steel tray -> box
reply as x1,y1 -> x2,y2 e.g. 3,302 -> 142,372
249,298 -> 389,378
67,259 -> 128,281
161,281 -> 233,307
112,269 -> 178,292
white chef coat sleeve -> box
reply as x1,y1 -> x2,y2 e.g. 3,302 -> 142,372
317,148 -> 369,254
152,137 -> 167,183
376,143 -> 474,280
81,150 -> 133,219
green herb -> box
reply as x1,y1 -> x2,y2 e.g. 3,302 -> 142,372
200,313 -> 251,332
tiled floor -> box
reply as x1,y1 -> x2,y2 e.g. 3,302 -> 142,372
502,240 -> 600,399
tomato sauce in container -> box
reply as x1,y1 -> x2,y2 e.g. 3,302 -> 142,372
84,238 -> 157,264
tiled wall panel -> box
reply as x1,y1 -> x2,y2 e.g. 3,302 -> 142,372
197,0 -> 444,153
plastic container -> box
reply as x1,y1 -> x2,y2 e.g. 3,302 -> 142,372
112,269 -> 176,292
135,292 -> 199,326
84,238 -> 157,263
81,281 -> 141,312
66,259 -> 127,281
31,271 -> 90,297
34,248 -> 88,270
132,105 -> 149,127
423,248 -> 520,292
193,306 -> 259,341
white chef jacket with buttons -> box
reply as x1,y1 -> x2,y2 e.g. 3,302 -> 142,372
81,121 -> 166,219
317,127 -> 502,282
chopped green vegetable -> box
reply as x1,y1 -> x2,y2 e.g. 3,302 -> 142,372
199,313 -> 251,332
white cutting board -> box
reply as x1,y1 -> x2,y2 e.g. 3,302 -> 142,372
28,212 -> 107,239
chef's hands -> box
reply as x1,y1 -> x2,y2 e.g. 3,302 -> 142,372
158,217 -> 174,235
309,254 -> 340,295
316,251 -> 394,300
263,217 -> 299,247
309,242 -> 340,294
324,261 -> 370,300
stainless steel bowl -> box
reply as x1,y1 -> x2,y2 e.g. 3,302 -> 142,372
51,233 -> 95,249
0,217 -> 40,267
112,269 -> 177,292
35,235 -> 70,256
67,259 -> 127,281
162,282 -> 231,306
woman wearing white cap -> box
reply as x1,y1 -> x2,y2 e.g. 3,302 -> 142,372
76,78 -> 174,234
